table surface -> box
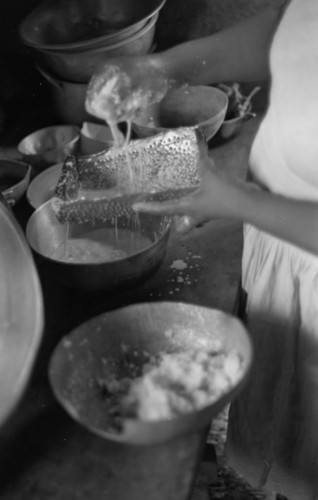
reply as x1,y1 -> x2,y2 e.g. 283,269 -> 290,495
0,116 -> 261,500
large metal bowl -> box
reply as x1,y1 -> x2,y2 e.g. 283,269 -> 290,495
25,199 -> 171,292
19,0 -> 165,51
47,302 -> 252,500
49,301 -> 253,445
0,194 -> 43,428
34,14 -> 159,83
49,302 -> 252,500
132,85 -> 228,142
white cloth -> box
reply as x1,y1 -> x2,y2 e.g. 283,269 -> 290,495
226,1 -> 318,498
249,0 -> 318,200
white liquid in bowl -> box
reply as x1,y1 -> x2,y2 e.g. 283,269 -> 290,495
50,227 -> 153,264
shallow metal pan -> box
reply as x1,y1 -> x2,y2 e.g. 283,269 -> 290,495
0,194 -> 44,427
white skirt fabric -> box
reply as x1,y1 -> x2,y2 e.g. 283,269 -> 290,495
226,224 -> 318,500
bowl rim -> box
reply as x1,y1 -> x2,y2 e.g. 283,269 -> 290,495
20,0 -> 165,52
35,40 -> 157,86
132,86 -> 228,135
0,159 -> 32,199
26,199 -> 172,267
26,162 -> 62,209
17,124 -> 81,156
39,12 -> 159,56
2,165 -> 32,195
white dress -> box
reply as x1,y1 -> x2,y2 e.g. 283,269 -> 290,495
226,1 -> 318,498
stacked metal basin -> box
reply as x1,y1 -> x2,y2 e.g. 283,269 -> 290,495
20,0 -> 166,122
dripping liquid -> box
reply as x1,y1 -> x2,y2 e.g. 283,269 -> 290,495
51,226 -> 152,264
60,119 -> 146,263
65,223 -> 70,259
107,119 -> 141,234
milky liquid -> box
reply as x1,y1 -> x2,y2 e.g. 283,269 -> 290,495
62,120 -> 138,261
65,223 -> 70,259
52,227 -> 152,264
124,121 -> 135,189
60,104 -> 140,261
108,119 -> 135,189
108,121 -> 126,148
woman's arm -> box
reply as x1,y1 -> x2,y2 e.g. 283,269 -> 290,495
85,5 -> 286,124
87,5 -> 285,109
151,5 -> 286,85
234,184 -> 318,256
133,144 -> 318,256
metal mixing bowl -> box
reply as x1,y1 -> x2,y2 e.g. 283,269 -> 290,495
34,14 -> 159,83
20,0 -> 166,51
25,199 -> 171,292
0,159 -> 32,206
47,302 -> 252,499
49,301 -> 253,445
132,85 -> 228,142
0,193 -> 43,427
17,124 -> 80,172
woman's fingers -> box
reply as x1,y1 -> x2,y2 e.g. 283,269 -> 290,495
195,133 -> 217,181
132,135 -> 217,219
174,215 -> 208,234
132,195 -> 191,216
194,128 -> 209,158
132,201 -> 169,214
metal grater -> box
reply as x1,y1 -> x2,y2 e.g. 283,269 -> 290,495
52,127 -> 201,224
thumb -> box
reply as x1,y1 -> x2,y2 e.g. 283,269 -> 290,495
132,196 -> 190,216
174,215 -> 197,234
174,215 -> 208,234
195,129 -> 215,179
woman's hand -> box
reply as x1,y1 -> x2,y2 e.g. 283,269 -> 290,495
133,130 -> 318,256
133,135 -> 245,233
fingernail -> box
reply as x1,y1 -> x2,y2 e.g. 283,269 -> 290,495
174,216 -> 194,234
132,203 -> 152,212
132,203 -> 143,211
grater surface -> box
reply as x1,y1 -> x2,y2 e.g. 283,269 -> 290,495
52,127 -> 201,224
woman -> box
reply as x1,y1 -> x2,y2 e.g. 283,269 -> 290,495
86,0 -> 318,497
130,1 -> 318,498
